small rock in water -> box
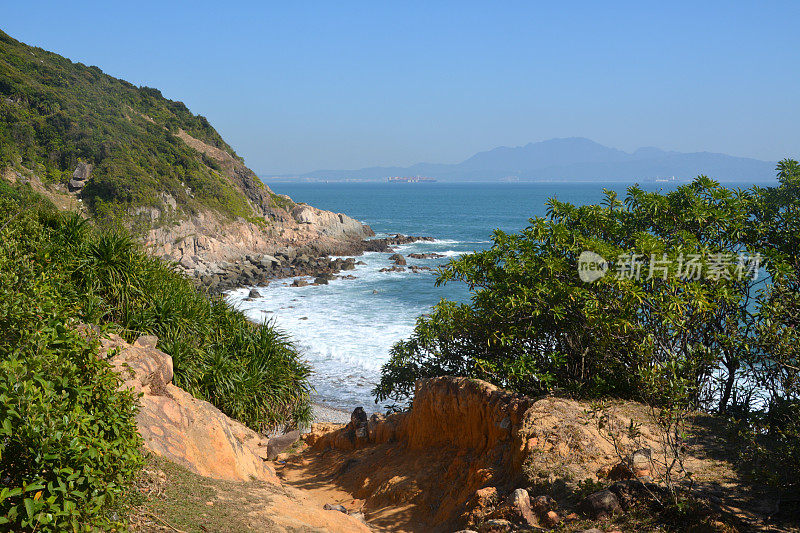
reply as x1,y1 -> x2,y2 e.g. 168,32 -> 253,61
300,316 -> 309,320
372,289 -> 379,294
248,289 -> 261,299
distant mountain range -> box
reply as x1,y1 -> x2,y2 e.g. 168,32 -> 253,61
288,138 -> 777,182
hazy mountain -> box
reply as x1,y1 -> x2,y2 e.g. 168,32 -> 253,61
295,138 -> 776,182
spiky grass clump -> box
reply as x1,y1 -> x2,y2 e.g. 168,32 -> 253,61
2,182 -> 312,432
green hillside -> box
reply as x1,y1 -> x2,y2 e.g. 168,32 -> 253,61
0,29 -> 268,227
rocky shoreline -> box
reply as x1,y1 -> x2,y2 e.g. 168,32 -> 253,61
185,234 -> 435,294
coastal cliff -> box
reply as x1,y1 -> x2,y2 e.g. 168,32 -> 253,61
0,28 -> 373,271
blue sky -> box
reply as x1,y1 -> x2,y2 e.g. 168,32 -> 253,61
4,1 -> 799,174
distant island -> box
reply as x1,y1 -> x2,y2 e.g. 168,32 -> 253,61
267,137 -> 777,183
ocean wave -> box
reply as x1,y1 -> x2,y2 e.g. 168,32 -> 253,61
224,274 -> 430,410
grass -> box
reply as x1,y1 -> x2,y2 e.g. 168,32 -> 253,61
130,455 -> 267,533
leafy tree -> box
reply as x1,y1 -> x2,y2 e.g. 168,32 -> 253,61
376,167 -> 800,497
377,177 -> 761,410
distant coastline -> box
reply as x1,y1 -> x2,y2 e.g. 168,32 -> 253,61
260,137 -> 777,183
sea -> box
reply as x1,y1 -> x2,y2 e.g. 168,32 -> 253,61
223,181 -> 760,412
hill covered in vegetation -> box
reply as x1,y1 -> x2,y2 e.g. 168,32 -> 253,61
0,30 -> 365,530
0,29 -> 260,221
0,28 -> 372,265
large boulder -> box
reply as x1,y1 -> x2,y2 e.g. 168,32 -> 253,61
68,161 -> 92,191
507,488 -> 537,526
72,161 -> 92,181
102,334 -> 276,483
259,254 -> 280,268
101,333 -> 370,532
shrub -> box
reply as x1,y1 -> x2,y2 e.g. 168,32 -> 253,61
0,196 -> 142,530
376,167 -> 800,498
376,177 -> 755,408
0,181 -> 313,528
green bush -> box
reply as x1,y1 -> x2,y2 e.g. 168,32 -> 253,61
4,186 -> 312,432
376,177 -> 755,407
0,194 -> 142,530
376,166 -> 800,498
0,182 -> 313,528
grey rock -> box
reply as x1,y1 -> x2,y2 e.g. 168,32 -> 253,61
260,254 -> 280,268
580,489 -> 622,519
72,161 -> 92,181
248,289 -> 261,299
291,279 -> 309,287
266,429 -> 301,460
179,256 -> 196,270
507,488 -> 536,525
68,178 -> 87,191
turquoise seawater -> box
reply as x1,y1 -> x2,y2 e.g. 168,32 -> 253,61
224,182 -> 687,410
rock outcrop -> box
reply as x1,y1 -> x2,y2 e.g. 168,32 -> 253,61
142,129 -> 376,271
68,161 -> 92,191
101,333 -> 370,532
142,202 -> 374,271
102,333 -> 277,483
290,377 -> 672,531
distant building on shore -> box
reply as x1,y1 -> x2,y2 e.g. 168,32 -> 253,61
387,176 -> 437,183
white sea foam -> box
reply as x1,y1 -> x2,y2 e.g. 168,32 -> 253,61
225,244 -> 444,411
